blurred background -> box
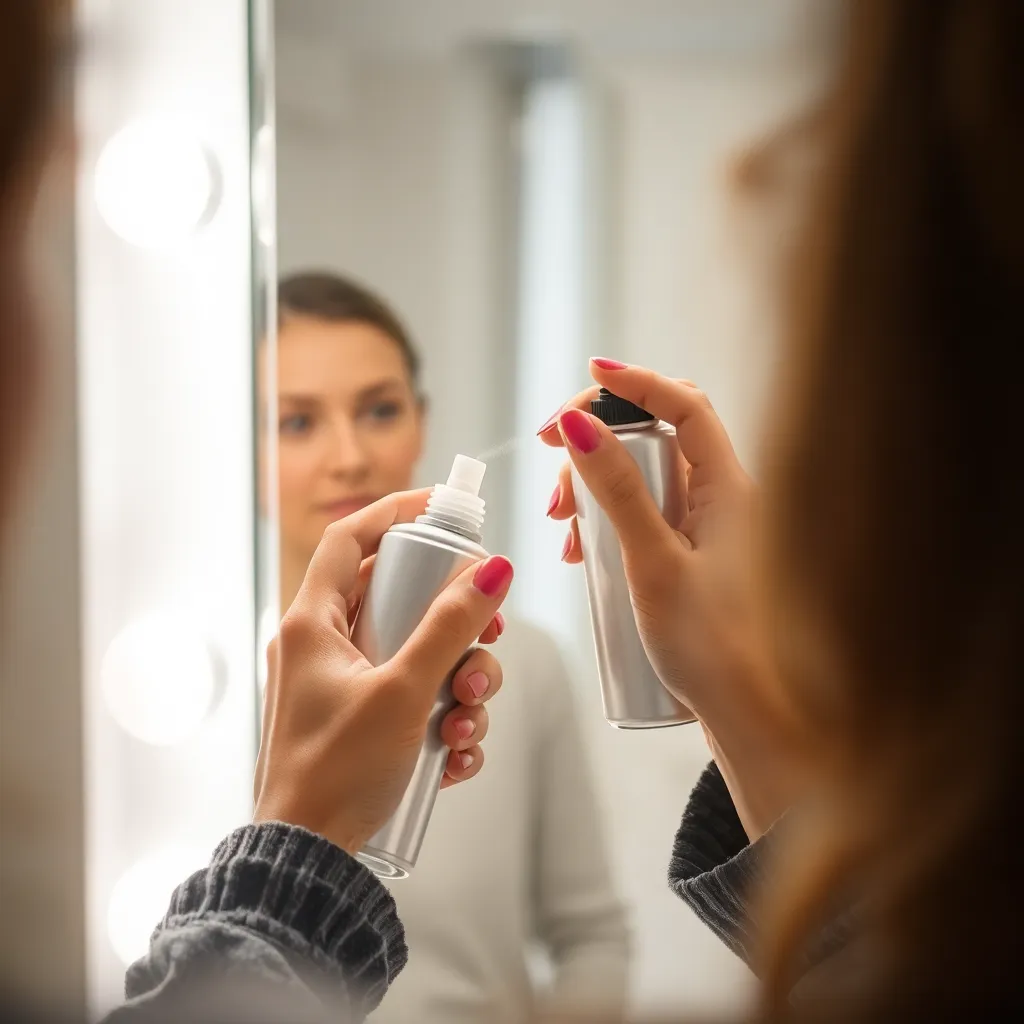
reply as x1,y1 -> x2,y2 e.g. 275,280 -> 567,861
0,0 -> 836,1020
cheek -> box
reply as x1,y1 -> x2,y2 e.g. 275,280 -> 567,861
276,447 -> 319,518
372,422 -> 421,484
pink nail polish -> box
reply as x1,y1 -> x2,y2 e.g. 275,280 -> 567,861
466,670 -> 489,698
458,752 -> 474,770
454,718 -> 475,739
536,405 -> 564,435
561,533 -> 573,562
494,612 -> 505,637
546,484 -> 561,516
591,356 -> 627,370
559,408 -> 601,454
473,555 -> 514,596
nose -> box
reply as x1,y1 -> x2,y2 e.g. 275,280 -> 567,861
324,416 -> 371,480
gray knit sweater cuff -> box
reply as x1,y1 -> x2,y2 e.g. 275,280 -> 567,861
158,823 -> 407,990
668,761 -> 770,965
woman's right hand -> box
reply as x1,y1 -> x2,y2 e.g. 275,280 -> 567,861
540,359 -> 805,837
540,360 -> 761,718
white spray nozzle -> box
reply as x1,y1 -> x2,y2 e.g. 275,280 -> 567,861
446,454 -> 486,496
421,454 -> 487,538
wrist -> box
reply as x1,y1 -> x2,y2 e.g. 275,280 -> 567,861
252,796 -> 366,858
693,650 -> 809,839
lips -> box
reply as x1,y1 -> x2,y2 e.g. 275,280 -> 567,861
319,496 -> 376,520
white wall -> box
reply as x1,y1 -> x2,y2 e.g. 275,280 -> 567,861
274,11 -> 827,1018
610,55 -> 826,473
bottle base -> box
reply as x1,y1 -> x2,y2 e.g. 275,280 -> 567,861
355,848 -> 413,879
608,716 -> 695,729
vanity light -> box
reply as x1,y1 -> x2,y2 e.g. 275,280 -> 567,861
106,846 -> 210,966
94,118 -> 221,248
100,611 -> 224,746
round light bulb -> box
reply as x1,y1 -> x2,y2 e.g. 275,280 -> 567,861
94,119 -> 220,248
101,611 -> 222,746
107,847 -> 209,966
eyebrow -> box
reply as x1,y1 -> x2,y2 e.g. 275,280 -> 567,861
278,378 -> 408,406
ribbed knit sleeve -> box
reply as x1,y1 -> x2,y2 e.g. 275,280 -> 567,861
106,824 -> 406,1023
668,761 -> 772,966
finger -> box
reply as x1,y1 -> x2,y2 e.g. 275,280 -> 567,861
476,612 -> 504,646
557,408 -> 678,559
440,703 -> 489,751
536,386 -> 600,447
449,646 -> 503,706
296,489 -> 432,618
346,554 -> 376,623
560,518 -> 583,564
386,555 -> 514,712
587,360 -> 743,498
440,744 -> 484,788
355,550 -> 494,630
546,461 -> 577,521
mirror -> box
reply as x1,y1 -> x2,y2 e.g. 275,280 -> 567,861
267,2 -> 831,1018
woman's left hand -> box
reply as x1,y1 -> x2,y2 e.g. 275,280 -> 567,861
253,489 -> 513,854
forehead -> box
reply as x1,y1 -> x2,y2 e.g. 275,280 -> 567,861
275,317 -> 411,395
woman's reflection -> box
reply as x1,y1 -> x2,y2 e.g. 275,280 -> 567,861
262,272 -> 630,1024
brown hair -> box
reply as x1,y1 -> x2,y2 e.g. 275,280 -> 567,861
757,0 -> 1024,1018
278,271 -> 421,387
0,4 -> 58,531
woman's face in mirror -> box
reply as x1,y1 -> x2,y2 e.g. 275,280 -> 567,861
270,315 -> 424,561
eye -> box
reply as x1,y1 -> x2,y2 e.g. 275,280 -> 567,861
362,401 -> 402,424
279,413 -> 313,435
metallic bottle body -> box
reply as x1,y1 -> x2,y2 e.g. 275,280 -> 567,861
572,421 -> 696,728
351,521 -> 487,878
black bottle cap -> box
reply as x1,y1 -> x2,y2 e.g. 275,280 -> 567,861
590,387 -> 656,427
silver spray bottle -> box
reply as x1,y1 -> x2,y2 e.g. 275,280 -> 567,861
571,388 -> 696,728
351,455 -> 489,878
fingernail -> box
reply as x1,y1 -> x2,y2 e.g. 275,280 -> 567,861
454,717 -> 475,739
546,484 -> 561,516
591,356 -> 627,370
536,404 -> 564,434
559,408 -> 601,454
467,670 -> 489,698
458,751 -> 475,770
473,555 -> 514,597
494,612 -> 505,637
561,533 -> 573,562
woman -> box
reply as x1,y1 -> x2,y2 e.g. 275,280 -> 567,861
4,0 -> 1022,1021
268,271 -> 630,1024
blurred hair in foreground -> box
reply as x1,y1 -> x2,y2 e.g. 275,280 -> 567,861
747,0 -> 1023,1018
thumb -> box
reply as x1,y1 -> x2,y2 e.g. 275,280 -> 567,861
385,555 -> 514,710
558,407 -> 679,559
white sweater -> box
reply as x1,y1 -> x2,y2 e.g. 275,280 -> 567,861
369,619 -> 631,1024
